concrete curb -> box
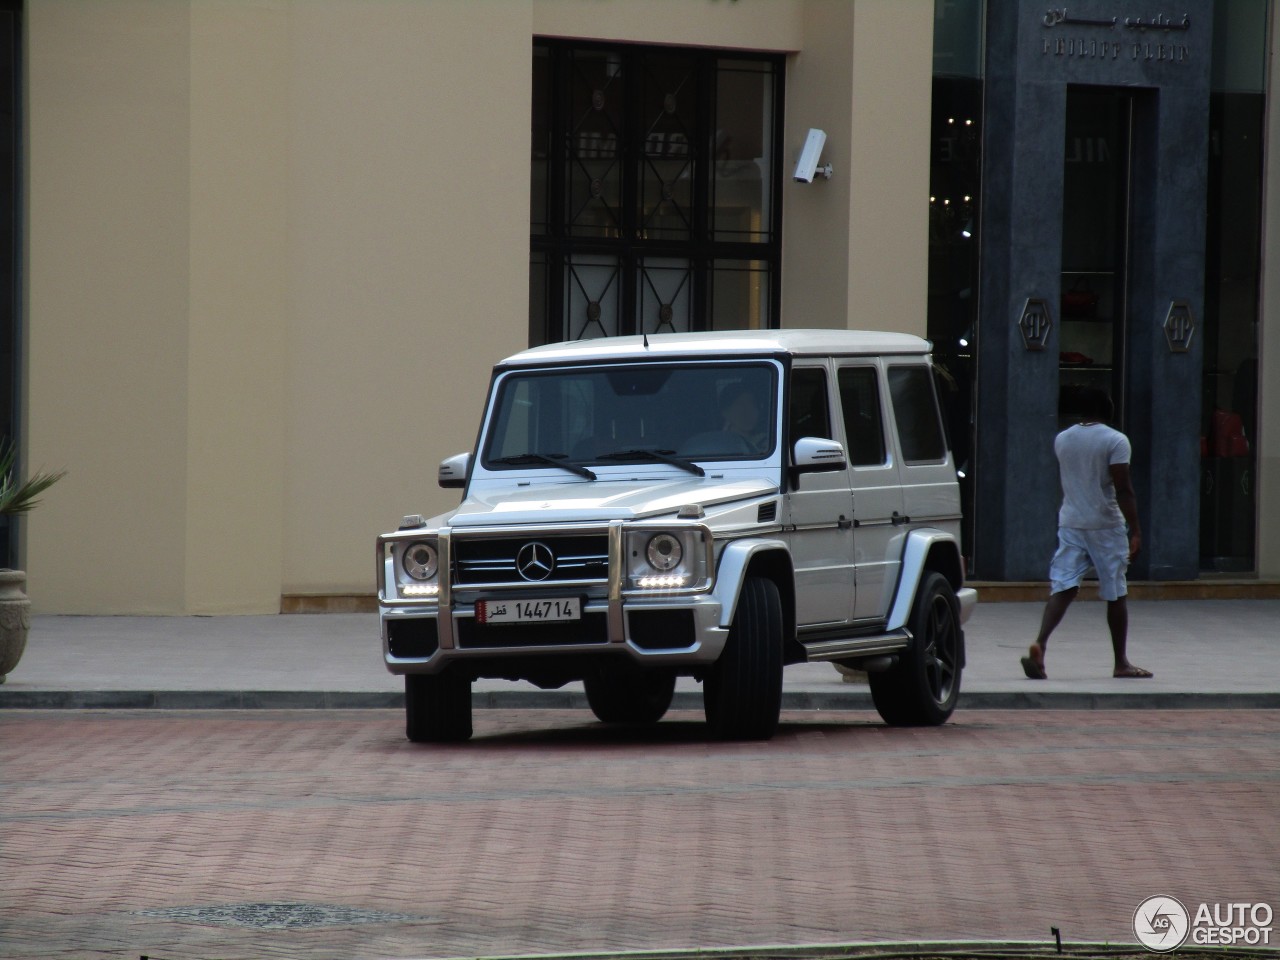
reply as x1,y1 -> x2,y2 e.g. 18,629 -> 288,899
2,689 -> 1278,710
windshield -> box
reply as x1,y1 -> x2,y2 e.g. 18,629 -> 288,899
482,361 -> 779,471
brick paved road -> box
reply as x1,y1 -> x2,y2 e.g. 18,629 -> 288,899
3,709 -> 1278,960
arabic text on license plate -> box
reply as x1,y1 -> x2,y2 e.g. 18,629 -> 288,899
477,598 -> 581,624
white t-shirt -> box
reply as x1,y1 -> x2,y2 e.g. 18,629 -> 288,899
1055,422 -> 1131,529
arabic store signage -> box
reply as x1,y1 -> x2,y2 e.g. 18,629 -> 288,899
1041,9 -> 1193,63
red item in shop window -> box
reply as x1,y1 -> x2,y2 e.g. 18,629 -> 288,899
1209,409 -> 1249,458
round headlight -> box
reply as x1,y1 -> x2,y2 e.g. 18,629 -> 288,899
646,533 -> 683,572
403,542 -> 438,581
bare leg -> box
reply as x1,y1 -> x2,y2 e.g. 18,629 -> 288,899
1036,586 -> 1079,654
1022,587 -> 1078,679
1107,596 -> 1128,665
1109,596 -> 1152,677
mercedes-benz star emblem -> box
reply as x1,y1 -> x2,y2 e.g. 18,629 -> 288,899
516,541 -> 556,582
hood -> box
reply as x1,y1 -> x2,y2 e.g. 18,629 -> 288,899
448,475 -> 778,527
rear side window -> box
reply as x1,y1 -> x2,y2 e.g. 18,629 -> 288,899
837,367 -> 887,467
888,365 -> 947,463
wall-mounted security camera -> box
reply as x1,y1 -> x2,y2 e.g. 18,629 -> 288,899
793,128 -> 833,183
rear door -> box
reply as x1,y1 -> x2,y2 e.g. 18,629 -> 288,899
836,362 -> 906,621
885,362 -> 962,531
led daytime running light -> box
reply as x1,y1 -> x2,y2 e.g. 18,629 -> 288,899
635,574 -> 689,589
402,583 -> 440,597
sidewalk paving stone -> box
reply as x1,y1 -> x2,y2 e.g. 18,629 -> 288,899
1,599 -> 1279,709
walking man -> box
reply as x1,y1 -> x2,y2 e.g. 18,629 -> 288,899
1021,388 -> 1152,679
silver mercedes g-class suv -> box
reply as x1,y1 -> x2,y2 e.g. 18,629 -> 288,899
378,330 -> 976,742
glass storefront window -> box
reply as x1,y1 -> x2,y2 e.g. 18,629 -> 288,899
933,0 -> 985,79
710,259 -> 770,331
636,258 -> 693,334
565,49 -> 625,240
926,74 -> 981,558
638,52 -> 697,243
1200,1 -> 1268,572
531,41 -> 783,344
565,254 -> 623,340
1058,87 -> 1137,428
713,59 -> 775,244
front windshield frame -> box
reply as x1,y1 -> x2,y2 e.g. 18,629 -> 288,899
479,359 -> 782,473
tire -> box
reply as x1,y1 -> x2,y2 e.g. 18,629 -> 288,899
405,671 -> 473,743
704,576 -> 784,741
584,669 -> 676,724
869,571 -> 962,726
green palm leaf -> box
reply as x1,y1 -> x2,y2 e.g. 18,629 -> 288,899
0,441 -> 66,516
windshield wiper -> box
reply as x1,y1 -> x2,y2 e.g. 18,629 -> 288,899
596,448 -> 705,477
489,452 -> 597,480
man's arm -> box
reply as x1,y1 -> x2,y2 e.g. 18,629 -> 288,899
1110,462 -> 1141,559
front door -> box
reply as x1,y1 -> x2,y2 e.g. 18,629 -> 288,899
783,363 -> 855,626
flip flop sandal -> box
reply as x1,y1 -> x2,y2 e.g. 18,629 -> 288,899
1113,665 -> 1154,678
1021,655 -> 1047,680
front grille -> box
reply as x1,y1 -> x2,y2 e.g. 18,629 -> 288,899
455,613 -> 609,648
452,534 -> 609,586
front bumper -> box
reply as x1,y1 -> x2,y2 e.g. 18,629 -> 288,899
381,593 -> 729,675
380,520 -> 732,676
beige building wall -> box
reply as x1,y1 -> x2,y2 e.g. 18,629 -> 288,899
23,0 -> 935,614
26,2 -> 194,613
186,2 -> 289,612
532,0 -> 803,49
782,0 -> 933,336
280,2 -> 532,600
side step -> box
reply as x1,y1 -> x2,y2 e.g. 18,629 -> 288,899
800,629 -> 912,663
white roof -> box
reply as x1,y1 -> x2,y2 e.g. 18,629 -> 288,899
498,329 -> 931,367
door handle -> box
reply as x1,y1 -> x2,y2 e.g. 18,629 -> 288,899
838,515 -> 853,530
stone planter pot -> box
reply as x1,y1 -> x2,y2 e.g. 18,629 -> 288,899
0,569 -> 31,683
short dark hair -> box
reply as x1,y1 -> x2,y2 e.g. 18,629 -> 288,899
1081,387 -> 1114,421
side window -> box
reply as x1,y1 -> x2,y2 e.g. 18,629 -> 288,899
788,367 -> 831,446
888,365 -> 947,463
837,367 -> 887,467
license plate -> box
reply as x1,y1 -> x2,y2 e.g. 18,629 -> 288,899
476,597 -> 581,624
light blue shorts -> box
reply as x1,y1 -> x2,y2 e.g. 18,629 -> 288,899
1049,525 -> 1130,601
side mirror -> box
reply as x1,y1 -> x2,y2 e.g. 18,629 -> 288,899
792,436 -> 847,473
438,452 -> 471,489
